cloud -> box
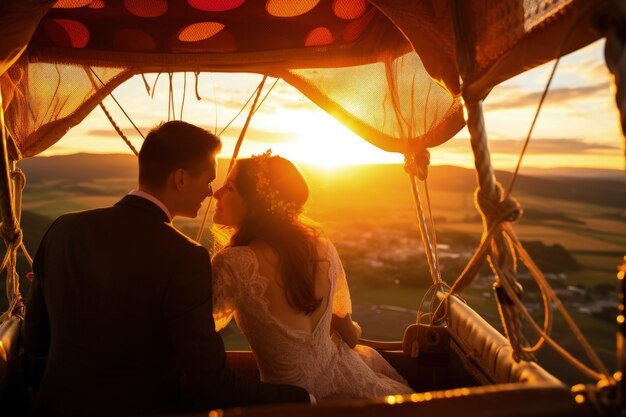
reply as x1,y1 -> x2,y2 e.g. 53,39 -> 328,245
443,137 -> 619,154
217,126 -> 299,143
213,95 -> 318,113
561,58 -> 610,81
490,138 -> 618,154
87,127 -> 152,138
257,98 -> 320,112
202,81 -> 320,113
486,82 -> 611,110
87,125 -> 299,144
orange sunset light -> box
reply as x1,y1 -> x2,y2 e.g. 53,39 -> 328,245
44,40 -> 623,172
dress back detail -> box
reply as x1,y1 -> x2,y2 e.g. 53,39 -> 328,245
212,238 -> 414,399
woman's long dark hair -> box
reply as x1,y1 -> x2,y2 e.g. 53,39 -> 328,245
230,156 -> 321,315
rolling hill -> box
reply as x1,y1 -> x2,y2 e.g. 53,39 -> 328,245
16,153 -> 626,208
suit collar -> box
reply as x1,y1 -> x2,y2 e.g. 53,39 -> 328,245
127,189 -> 172,221
115,194 -> 171,223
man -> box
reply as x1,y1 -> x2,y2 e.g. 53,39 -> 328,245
22,121 -> 310,416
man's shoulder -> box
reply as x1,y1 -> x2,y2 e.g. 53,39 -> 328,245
164,225 -> 207,252
49,205 -> 207,252
50,206 -> 113,228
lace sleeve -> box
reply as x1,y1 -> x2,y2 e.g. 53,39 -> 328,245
211,250 -> 239,331
328,240 -> 352,318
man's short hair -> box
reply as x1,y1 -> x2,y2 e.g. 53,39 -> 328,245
139,121 -> 221,190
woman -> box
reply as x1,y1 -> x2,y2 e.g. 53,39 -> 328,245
211,150 -> 413,400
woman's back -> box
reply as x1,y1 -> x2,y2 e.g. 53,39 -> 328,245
249,239 -> 330,333
212,238 -> 414,399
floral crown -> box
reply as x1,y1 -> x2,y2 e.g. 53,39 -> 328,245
252,149 -> 300,219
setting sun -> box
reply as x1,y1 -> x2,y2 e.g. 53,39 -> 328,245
275,110 -> 403,169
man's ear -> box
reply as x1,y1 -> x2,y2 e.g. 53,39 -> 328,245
172,169 -> 187,191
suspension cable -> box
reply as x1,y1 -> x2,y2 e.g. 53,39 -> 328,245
195,75 -> 275,243
443,0 -> 611,381
168,72 -> 175,121
0,95 -> 28,321
505,55 -> 562,199
505,224 -> 613,378
140,74 -> 151,95
98,102 -> 139,156
180,72 -> 187,121
406,162 -> 441,284
87,66 -> 145,139
151,73 -> 162,99
218,78 -> 267,137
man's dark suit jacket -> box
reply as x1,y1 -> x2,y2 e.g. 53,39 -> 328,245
22,195 -> 309,416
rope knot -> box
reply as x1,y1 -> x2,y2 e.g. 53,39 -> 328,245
475,182 -> 523,225
0,222 -> 22,246
10,168 -> 26,190
497,196 -> 523,223
493,280 -> 523,303
403,150 -> 430,180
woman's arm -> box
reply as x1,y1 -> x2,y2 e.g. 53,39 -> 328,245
211,250 -> 239,331
331,313 -> 362,348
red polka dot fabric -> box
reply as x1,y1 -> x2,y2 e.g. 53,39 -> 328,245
6,0 -> 468,160
32,0 -> 375,52
5,0 -> 594,161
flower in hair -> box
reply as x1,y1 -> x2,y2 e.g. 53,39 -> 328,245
252,149 -> 299,219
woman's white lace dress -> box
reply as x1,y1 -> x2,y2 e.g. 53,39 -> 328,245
212,238 -> 414,399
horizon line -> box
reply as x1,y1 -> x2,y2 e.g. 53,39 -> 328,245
29,152 -> 625,173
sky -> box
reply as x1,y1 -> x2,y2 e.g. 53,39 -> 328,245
44,39 -> 624,171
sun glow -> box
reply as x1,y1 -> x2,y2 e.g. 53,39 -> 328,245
254,108 -> 403,169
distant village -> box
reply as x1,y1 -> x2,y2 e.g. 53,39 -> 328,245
333,227 -> 618,320
471,273 -> 618,317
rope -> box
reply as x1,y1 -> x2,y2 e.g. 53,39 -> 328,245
180,72 -> 187,121
452,50 -> 615,379
443,0 -> 619,381
407,172 -> 446,324
0,167 -> 30,322
404,150 -> 452,356
460,97 -> 616,377
195,75 -> 272,243
459,101 -> 533,363
0,89 -> 27,322
212,74 -> 218,134
404,153 -> 441,284
430,183 -> 527,317
151,73 -> 162,99
85,66 -> 143,155
247,78 -> 281,123
192,72 -> 220,134
168,72 -> 175,121
98,102 -> 139,156
140,74 -> 151,95
489,253 -> 607,380
465,100 -> 498,202
505,55 -> 562,199
87,66 -> 145,140
505,225 -> 612,377
228,75 -> 268,175
11,169 -> 32,266
194,71 -> 202,100
217,77 -> 280,138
